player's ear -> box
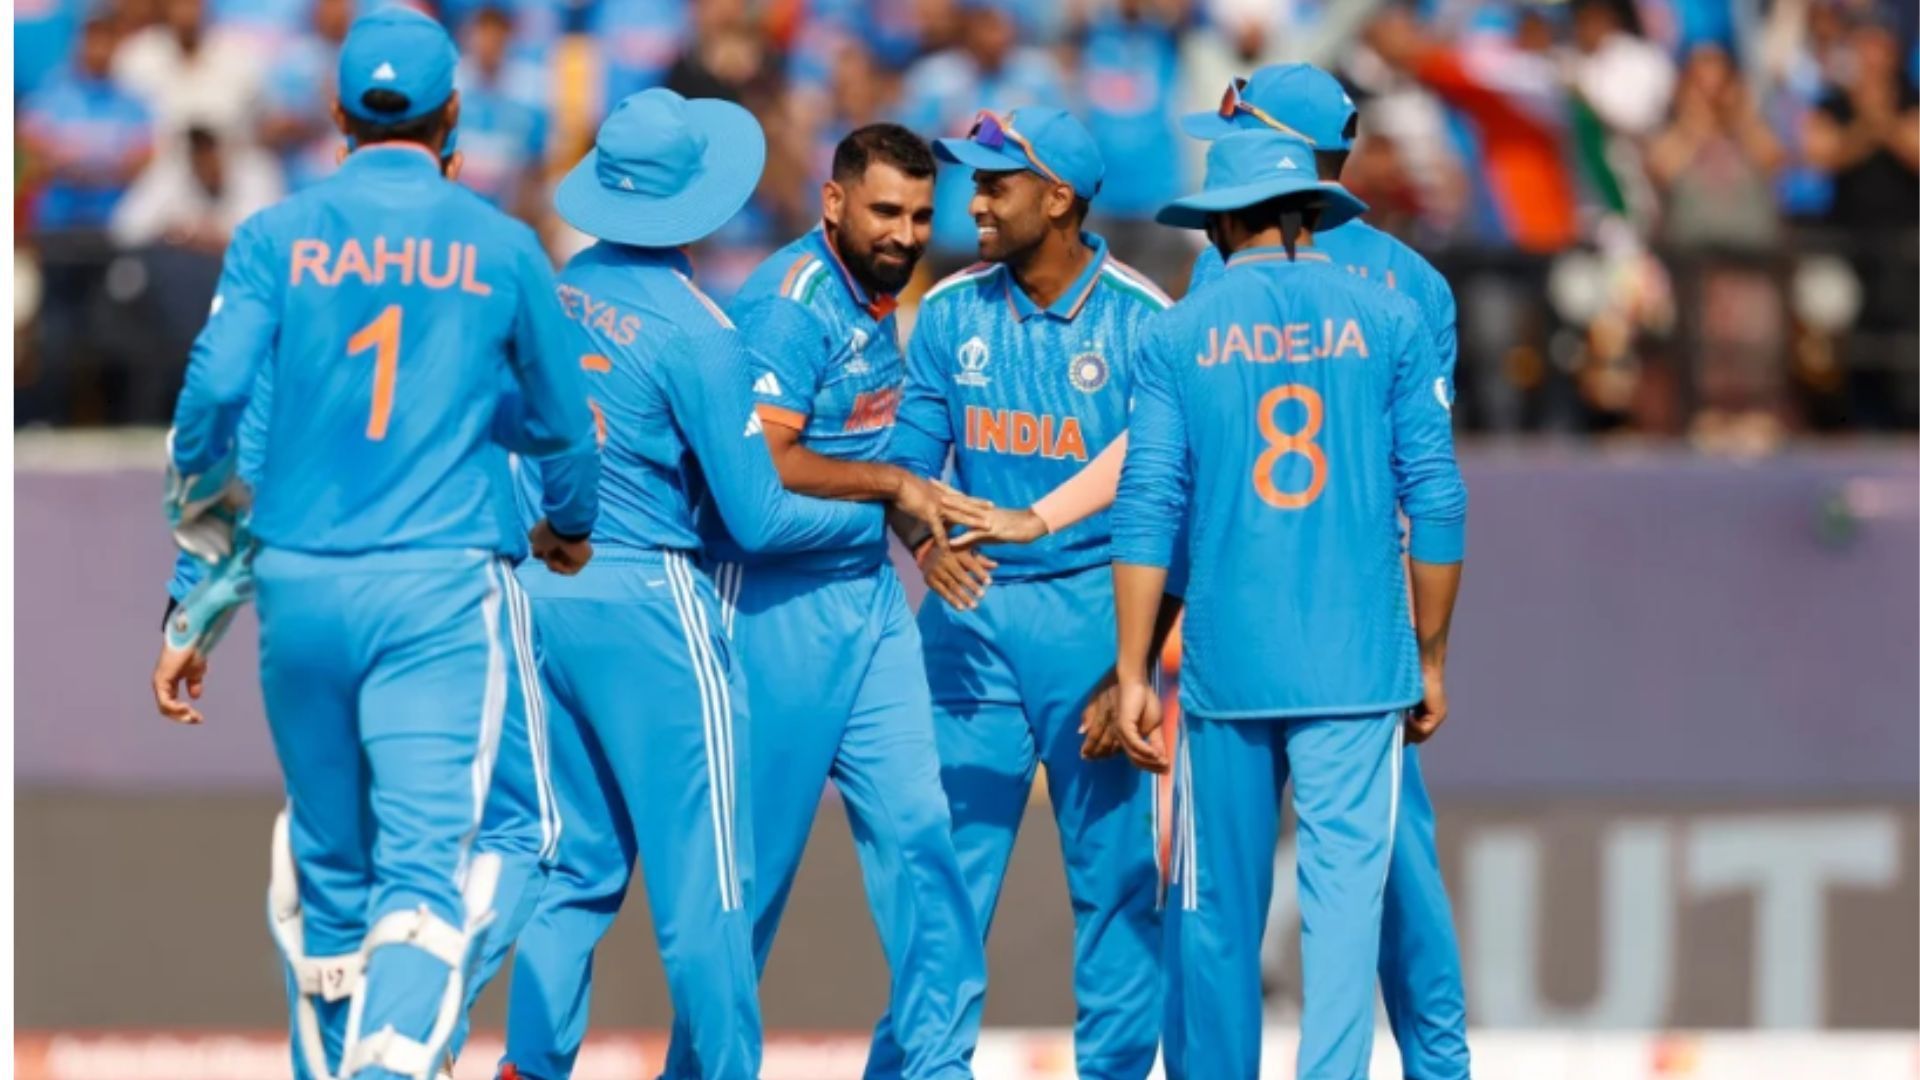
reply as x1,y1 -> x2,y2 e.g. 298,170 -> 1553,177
822,179 -> 845,229
442,91 -> 461,136
1045,180 -> 1075,226
331,101 -> 350,139
442,150 -> 465,182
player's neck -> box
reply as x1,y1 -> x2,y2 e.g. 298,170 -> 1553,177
1232,226 -> 1316,255
1010,228 -> 1093,310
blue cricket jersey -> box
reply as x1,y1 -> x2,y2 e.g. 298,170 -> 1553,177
891,232 -> 1171,579
168,144 -> 599,557
1190,218 -> 1458,385
702,225 -> 905,575
535,242 -> 881,556
1113,246 -> 1467,720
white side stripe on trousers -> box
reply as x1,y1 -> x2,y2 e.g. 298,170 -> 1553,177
501,569 -> 561,862
713,561 -> 742,638
663,552 -> 742,911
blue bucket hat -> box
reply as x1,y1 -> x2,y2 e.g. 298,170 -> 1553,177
933,106 -> 1104,200
1156,130 -> 1367,230
338,7 -> 459,123
555,88 -> 767,248
1180,63 -> 1358,150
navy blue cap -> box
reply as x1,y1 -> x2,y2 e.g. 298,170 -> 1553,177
555,88 -> 767,248
1180,63 -> 1358,150
934,106 -> 1105,201
1156,130 -> 1367,230
338,7 -> 458,123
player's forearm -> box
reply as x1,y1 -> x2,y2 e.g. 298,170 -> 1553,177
1409,559 -> 1462,670
1031,431 -> 1125,534
768,436 -> 912,503
1113,561 -> 1169,684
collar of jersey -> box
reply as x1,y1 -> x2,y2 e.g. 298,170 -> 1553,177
813,224 -> 897,321
593,242 -> 696,277
340,142 -> 445,177
1227,243 -> 1333,268
1003,230 -> 1109,323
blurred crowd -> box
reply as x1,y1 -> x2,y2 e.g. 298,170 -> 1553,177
14,0 -> 1920,443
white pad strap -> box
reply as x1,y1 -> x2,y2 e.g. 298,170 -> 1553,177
295,952 -> 365,1004
340,1026 -> 436,1079
363,907 -> 468,968
267,809 -> 342,1080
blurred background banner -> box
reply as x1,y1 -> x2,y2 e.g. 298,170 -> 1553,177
13,0 -> 1920,1071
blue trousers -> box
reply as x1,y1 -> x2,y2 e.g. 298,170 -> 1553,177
494,550 -> 762,1080
1163,712 -> 1403,1080
663,562 -> 984,1080
255,548 -> 512,1080
881,567 -> 1161,1080
1381,747 -> 1470,1080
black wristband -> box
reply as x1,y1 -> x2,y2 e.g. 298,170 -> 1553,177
163,595 -> 181,633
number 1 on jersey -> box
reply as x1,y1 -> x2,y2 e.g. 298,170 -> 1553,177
1253,384 -> 1327,509
349,304 -> 403,440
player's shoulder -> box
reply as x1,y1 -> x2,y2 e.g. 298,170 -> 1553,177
919,261 -> 1002,313
1095,256 -> 1175,314
1341,221 -> 1450,299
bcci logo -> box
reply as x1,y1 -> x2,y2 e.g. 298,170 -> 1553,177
957,336 -> 991,388
1068,352 -> 1109,393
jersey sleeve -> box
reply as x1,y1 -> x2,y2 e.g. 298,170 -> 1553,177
503,233 -> 600,537
735,294 -> 831,429
1112,320 -> 1189,569
1387,302 -> 1468,564
888,301 -> 954,478
1409,259 -> 1460,400
663,327 -> 883,553
169,215 -> 280,475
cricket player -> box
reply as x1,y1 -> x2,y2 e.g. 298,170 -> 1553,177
881,106 -> 1169,1080
659,123 -> 990,1080
960,63 -> 1474,1080
482,90 -> 914,1080
1108,128 -> 1467,1080
156,9 -> 602,1080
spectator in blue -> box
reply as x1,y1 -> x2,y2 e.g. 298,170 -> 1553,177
1072,0 -> 1192,291
206,0 -> 306,51
897,0 -> 1067,271
255,0 -> 351,193
592,0 -> 689,110
457,4 -> 551,221
19,10 -> 155,425
16,0 -> 80,97
22,11 -> 154,236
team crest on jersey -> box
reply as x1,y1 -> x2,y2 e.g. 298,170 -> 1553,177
956,336 -> 991,388
1068,352 -> 1110,393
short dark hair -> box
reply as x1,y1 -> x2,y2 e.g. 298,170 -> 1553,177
342,89 -> 454,151
832,123 -> 936,184
1068,194 -> 1091,226
1313,149 -> 1349,182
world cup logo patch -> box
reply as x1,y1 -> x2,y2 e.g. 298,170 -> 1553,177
1068,352 -> 1109,393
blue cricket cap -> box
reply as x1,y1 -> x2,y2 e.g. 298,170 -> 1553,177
554,88 -> 767,248
933,106 -> 1104,201
338,7 -> 458,123
1156,130 -> 1367,230
1180,63 -> 1358,150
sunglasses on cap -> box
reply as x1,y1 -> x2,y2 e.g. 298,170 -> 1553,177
967,110 -> 1067,188
1216,78 -> 1314,143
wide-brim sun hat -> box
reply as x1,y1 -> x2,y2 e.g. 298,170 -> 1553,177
556,88 -> 767,248
1155,128 -> 1367,230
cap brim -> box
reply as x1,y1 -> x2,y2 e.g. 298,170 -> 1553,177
555,99 -> 767,248
933,137 -> 1032,177
1179,111 -> 1239,141
1154,179 -> 1367,230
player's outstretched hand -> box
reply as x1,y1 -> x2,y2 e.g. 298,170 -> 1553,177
1079,668 -> 1123,759
153,641 -> 210,726
918,540 -> 996,611
1113,677 -> 1168,774
1406,664 -> 1448,743
950,506 -> 1049,551
893,472 -> 994,538
530,519 -> 594,576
